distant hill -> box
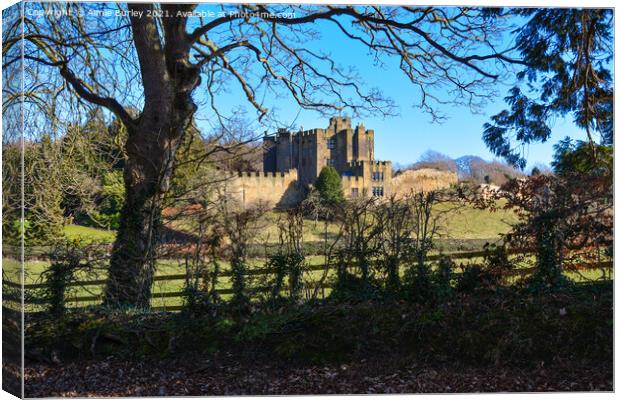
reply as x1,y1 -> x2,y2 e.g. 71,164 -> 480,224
401,151 -> 524,186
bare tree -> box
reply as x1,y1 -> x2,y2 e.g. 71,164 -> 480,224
374,194 -> 416,288
5,3 -> 520,306
213,192 -> 268,307
335,196 -> 381,283
412,150 -> 458,173
407,190 -> 458,275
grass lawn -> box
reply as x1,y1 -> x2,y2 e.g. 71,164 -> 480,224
166,200 -> 519,245
52,200 -> 518,253
438,200 -> 518,240
64,225 -> 116,243
3,201 -> 609,311
4,251 -> 612,312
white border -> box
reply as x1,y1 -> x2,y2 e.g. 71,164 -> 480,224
0,1 -> 616,400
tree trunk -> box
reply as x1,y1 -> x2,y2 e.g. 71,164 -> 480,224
104,114 -> 188,307
386,256 -> 400,289
103,85 -> 198,307
103,4 -> 200,307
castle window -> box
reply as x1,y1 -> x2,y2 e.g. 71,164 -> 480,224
372,186 -> 384,197
351,188 -> 359,197
327,138 -> 336,149
372,171 -> 384,181
327,158 -> 336,167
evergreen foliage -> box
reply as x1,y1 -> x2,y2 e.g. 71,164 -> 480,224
484,9 -> 613,169
315,166 -> 344,206
552,139 -> 613,177
25,134 -> 65,245
90,171 -> 125,230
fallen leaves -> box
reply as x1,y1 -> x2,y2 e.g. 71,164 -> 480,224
24,356 -> 612,397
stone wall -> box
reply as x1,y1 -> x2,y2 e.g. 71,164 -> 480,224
226,166 -> 454,207
341,175 -> 367,197
226,169 -> 304,209
343,160 -> 392,198
253,117 -> 396,205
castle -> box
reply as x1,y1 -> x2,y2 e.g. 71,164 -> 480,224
228,116 -> 393,208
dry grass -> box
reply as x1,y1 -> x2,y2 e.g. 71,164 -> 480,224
392,168 -> 458,197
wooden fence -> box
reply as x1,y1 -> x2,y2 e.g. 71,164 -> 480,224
2,249 -> 613,313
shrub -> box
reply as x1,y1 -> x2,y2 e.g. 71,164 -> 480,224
455,246 -> 510,293
315,166 -> 344,206
25,283 -> 612,369
329,271 -> 383,302
455,265 -> 487,293
499,172 -> 611,288
90,170 -> 124,229
267,252 -> 305,301
433,255 -> 455,298
402,256 -> 455,303
39,239 -> 107,316
181,260 -> 216,317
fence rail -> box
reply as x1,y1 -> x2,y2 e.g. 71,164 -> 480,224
4,249 -> 522,290
2,249 -> 613,312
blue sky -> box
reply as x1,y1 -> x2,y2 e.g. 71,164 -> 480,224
18,3 -> 602,171
190,9 -> 591,172
186,5 -> 593,171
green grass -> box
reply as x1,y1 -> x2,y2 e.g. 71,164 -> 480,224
3,202 -> 607,311
438,200 -> 518,240
64,225 -> 116,243
4,252 -> 612,313
59,201 -> 517,247
4,255 -> 338,311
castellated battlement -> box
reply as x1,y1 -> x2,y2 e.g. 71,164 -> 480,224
236,170 -> 298,179
245,116 -> 399,206
274,128 -> 325,140
227,169 -> 303,209
373,160 -> 392,168
299,129 -> 322,137
328,116 -> 352,131
347,160 -> 391,168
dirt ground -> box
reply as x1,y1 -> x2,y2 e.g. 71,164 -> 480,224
24,354 -> 612,397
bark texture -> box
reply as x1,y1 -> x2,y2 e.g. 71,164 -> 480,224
104,4 -> 200,307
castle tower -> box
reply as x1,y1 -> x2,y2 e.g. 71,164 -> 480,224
275,128 -> 292,172
328,116 -> 351,132
263,134 -> 277,172
260,116 -> 392,201
353,123 -> 374,161
367,128 -> 375,160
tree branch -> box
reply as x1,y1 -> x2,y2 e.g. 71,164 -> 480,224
59,65 -> 136,128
